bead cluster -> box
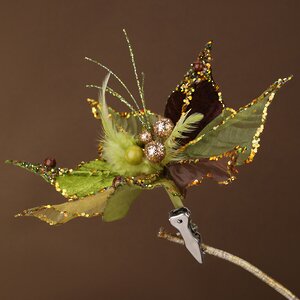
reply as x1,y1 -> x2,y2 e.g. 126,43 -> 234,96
137,117 -> 174,163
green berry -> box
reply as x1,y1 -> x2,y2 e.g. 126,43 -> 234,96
125,145 -> 143,165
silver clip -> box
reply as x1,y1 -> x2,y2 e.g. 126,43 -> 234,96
169,207 -> 203,263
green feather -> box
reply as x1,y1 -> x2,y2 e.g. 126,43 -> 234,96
102,131 -> 161,176
98,73 -> 161,176
99,73 -> 117,140
163,111 -> 203,164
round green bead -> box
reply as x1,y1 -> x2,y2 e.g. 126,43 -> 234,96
125,145 -> 144,165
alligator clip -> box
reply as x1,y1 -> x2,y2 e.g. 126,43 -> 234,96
169,207 -> 203,263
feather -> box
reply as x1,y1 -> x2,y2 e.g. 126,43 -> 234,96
102,132 -> 161,176
163,111 -> 203,164
98,73 -> 117,140
98,73 -> 161,176
167,111 -> 203,148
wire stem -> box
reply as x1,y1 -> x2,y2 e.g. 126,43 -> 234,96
86,84 -> 136,111
157,228 -> 299,300
122,29 -> 151,129
84,57 -> 141,112
122,29 -> 143,105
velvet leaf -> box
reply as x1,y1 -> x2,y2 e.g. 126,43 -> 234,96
176,77 -> 292,165
164,41 -> 223,144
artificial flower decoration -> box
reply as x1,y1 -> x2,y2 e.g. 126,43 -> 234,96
6,30 -> 291,225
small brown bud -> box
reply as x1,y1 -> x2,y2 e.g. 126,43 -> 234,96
44,158 -> 56,169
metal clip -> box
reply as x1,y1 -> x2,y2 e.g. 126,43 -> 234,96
169,207 -> 203,263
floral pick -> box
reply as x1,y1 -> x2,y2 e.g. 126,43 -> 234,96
6,30 -> 292,227
6,30 -> 299,299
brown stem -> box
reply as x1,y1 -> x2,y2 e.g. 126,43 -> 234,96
158,228 -> 299,300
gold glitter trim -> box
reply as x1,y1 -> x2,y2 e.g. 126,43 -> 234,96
177,107 -> 237,153
168,41 -> 224,117
86,98 -> 159,120
175,76 -> 292,161
244,77 -> 292,163
15,187 -> 114,225
53,158 -> 114,200
177,149 -> 240,189
15,171 -> 163,225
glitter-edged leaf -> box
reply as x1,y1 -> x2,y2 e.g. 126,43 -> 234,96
166,151 -> 238,196
15,175 -> 184,225
102,185 -> 142,222
55,160 -> 117,199
103,176 -> 184,221
196,107 -> 236,136
164,41 -> 224,144
5,160 -> 58,184
177,77 -> 292,165
6,158 -> 117,200
106,177 -> 185,219
87,98 -> 159,135
16,188 -> 114,225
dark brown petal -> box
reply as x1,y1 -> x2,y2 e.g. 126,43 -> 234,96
164,41 -> 224,145
166,154 -> 237,196
164,90 -> 185,126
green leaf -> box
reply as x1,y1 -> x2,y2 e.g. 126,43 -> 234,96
15,183 -> 142,225
76,159 -> 112,171
6,158 -> 117,199
113,111 -> 159,135
5,160 -> 58,184
9,154 -> 182,225
102,185 -> 142,222
55,159 -> 117,199
102,178 -> 184,222
178,77 -> 292,165
87,98 -> 159,134
196,107 -> 236,136
15,173 -> 184,225
16,188 -> 115,225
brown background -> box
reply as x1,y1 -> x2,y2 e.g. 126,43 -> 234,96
0,1 -> 299,299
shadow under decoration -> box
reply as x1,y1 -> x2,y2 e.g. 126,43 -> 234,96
6,30 -> 298,300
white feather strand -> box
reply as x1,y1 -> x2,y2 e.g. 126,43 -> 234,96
99,73 -> 116,140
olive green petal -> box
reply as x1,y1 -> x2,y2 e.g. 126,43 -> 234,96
15,188 -> 114,225
55,159 -> 117,199
87,98 -> 159,135
178,77 -> 292,165
195,107 -> 236,136
102,185 -> 142,222
102,178 -> 184,222
77,159 -> 113,171
5,158 -> 117,200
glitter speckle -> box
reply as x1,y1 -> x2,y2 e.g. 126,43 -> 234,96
153,118 -> 174,138
144,141 -> 166,163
